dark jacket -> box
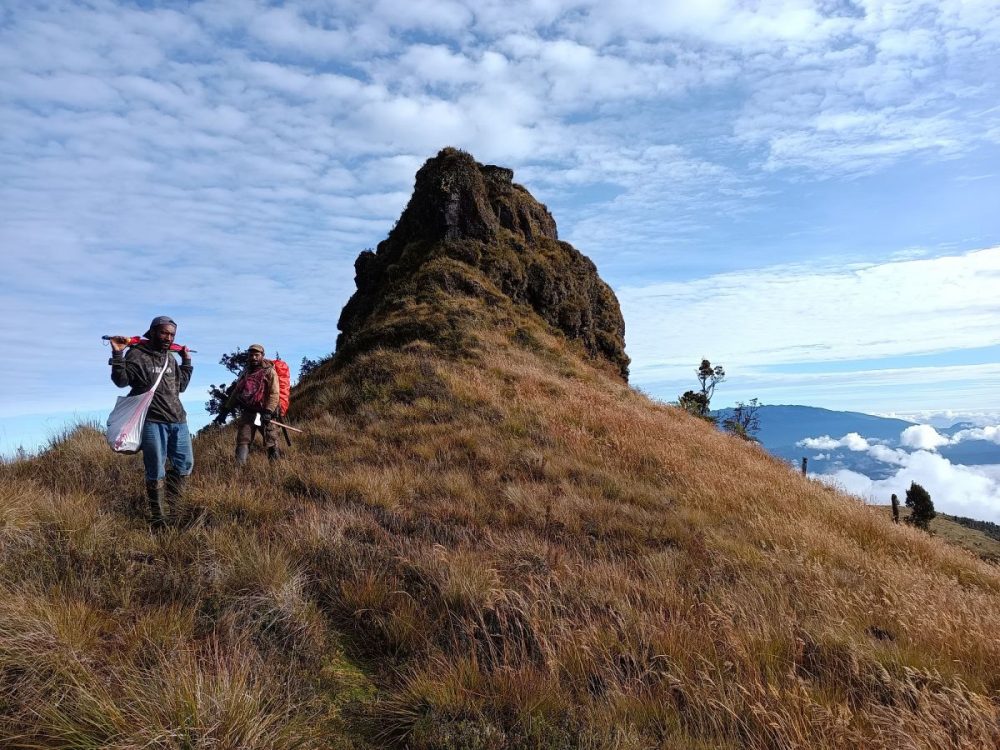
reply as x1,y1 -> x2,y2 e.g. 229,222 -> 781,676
110,344 -> 192,423
222,360 -> 281,415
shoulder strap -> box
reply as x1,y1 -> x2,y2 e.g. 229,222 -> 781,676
150,353 -> 170,393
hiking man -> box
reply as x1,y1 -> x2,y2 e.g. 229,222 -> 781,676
891,493 -> 900,524
109,316 -> 193,528
214,344 -> 281,463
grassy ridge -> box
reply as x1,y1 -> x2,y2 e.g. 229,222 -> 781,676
871,505 -> 1000,562
2,318 -> 999,749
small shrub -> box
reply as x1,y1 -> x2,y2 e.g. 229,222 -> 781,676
905,481 -> 936,531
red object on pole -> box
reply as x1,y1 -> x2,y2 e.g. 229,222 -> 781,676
102,335 -> 195,353
129,336 -> 192,353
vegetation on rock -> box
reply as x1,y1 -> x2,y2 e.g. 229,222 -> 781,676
335,147 -> 629,379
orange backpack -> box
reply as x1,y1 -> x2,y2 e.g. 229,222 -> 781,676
272,358 -> 291,416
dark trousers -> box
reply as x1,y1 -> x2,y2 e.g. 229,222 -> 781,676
236,410 -> 278,449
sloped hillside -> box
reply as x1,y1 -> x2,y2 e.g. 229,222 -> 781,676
2,150 -> 999,750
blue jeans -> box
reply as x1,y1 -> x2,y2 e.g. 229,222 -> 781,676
141,421 -> 194,481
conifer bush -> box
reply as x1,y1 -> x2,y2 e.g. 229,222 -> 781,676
905,481 -> 936,530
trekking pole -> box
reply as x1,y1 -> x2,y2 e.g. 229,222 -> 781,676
270,418 -> 303,433
253,412 -> 304,434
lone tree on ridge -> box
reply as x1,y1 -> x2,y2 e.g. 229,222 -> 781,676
723,398 -> 762,441
905,481 -> 936,531
678,359 -> 725,420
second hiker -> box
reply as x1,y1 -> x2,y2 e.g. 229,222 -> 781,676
215,344 -> 282,463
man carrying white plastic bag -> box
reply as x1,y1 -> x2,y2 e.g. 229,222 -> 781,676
107,316 -> 194,529
106,358 -> 168,453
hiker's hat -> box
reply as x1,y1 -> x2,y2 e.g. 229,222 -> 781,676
248,343 -> 265,354
144,315 -> 177,338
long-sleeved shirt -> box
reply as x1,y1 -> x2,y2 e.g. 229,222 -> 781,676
110,344 -> 192,423
221,361 -> 281,415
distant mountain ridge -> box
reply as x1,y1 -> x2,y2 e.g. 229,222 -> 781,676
725,404 -> 914,446
714,404 -> 999,477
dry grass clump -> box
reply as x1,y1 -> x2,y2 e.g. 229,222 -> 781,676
3,325 -> 1000,748
0,435 -> 365,748
0,597 -> 321,749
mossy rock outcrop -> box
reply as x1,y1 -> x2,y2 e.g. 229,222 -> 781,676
336,148 -> 630,379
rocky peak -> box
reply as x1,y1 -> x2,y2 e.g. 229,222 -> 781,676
386,147 -> 558,245
336,148 -> 630,379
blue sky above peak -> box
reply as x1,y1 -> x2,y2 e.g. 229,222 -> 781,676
2,0 -> 1000,457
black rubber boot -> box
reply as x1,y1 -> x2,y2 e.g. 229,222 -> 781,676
165,470 -> 187,520
267,446 -> 280,462
145,479 -> 166,530
236,444 -> 249,466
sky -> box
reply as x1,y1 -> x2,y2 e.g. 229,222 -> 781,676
2,0 -> 999,461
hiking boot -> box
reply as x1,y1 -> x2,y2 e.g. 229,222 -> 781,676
236,444 -> 249,466
267,446 -> 280,462
165,469 -> 187,520
145,479 -> 166,530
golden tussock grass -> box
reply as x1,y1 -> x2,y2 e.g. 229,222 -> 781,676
2,324 -> 999,749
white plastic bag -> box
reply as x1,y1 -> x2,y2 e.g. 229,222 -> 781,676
106,355 -> 169,453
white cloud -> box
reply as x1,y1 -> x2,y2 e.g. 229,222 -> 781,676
796,422 -> 1000,465
247,7 -> 353,59
621,247 -> 1000,377
725,0 -> 1000,173
570,0 -> 850,47
800,436 -> 841,450
896,423 -> 1000,449
798,432 -> 871,451
809,420 -> 1000,521
877,409 -> 1000,428
900,424 -> 950,450
952,425 -> 1000,445
373,0 -> 475,33
867,444 -> 908,465
393,45 -> 480,89
3,71 -> 122,107
819,455 -> 1000,523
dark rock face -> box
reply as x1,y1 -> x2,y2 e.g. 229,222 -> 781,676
337,148 -> 630,379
